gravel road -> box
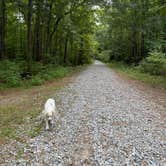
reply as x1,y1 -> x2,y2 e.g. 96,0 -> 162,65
1,61 -> 166,165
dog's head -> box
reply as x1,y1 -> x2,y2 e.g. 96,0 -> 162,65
48,116 -> 52,123
47,114 -> 53,125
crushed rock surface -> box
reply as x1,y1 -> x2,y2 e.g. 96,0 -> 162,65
0,61 -> 166,166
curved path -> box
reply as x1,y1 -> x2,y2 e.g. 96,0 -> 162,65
1,61 -> 166,165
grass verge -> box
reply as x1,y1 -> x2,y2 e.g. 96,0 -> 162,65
108,62 -> 166,89
0,65 -> 86,144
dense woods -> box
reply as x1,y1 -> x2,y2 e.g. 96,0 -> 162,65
0,0 -> 165,88
0,0 -> 99,64
96,0 -> 166,76
0,0 -> 105,87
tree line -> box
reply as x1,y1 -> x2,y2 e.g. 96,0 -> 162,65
96,0 -> 166,66
0,0 -> 104,74
0,0 -> 165,87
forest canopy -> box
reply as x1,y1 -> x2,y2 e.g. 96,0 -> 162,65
0,0 -> 165,88
95,0 -> 166,64
0,0 -> 101,66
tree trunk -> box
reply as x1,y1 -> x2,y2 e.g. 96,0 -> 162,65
141,32 -> 145,57
64,32 -> 69,64
34,1 -> 42,61
34,19 -> 41,61
0,0 -> 6,59
131,31 -> 138,64
27,0 -> 33,72
45,3 -> 52,56
78,36 -> 84,65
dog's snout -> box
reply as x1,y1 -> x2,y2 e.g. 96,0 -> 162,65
48,117 -> 52,121
48,119 -> 51,124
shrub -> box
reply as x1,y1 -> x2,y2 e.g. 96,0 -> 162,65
0,60 -> 22,87
54,67 -> 69,77
29,75 -> 44,86
81,54 -> 93,64
41,66 -> 69,80
30,62 -> 45,75
0,60 -> 73,88
96,50 -> 111,62
138,51 -> 166,76
108,61 -> 166,89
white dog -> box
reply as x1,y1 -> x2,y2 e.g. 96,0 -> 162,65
42,98 -> 56,130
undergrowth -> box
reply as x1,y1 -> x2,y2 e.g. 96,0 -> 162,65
0,60 -> 73,89
108,61 -> 166,89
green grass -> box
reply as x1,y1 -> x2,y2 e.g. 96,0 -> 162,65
0,65 -> 86,143
16,147 -> 24,159
0,106 -> 40,140
28,124 -> 43,138
108,61 -> 166,89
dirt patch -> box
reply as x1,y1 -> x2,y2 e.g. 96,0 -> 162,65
0,76 -> 74,108
0,73 -> 79,144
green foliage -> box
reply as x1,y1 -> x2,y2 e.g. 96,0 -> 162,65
96,50 -> 111,62
108,61 -> 166,89
138,51 -> 166,76
16,148 -> 24,159
96,0 -> 166,65
28,124 -> 42,138
0,60 -> 22,87
0,127 -> 16,139
93,0 -> 166,81
40,66 -> 70,80
0,1 -> 116,88
31,62 -> 46,75
0,0 -> 97,79
79,53 -> 93,65
29,75 -> 44,86
0,60 -> 72,88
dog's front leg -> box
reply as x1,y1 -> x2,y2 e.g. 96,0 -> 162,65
45,118 -> 49,130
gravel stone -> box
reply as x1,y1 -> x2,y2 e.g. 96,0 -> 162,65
0,61 -> 166,165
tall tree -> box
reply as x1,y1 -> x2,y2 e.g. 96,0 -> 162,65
33,0 -> 42,61
27,0 -> 33,72
0,0 -> 6,59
